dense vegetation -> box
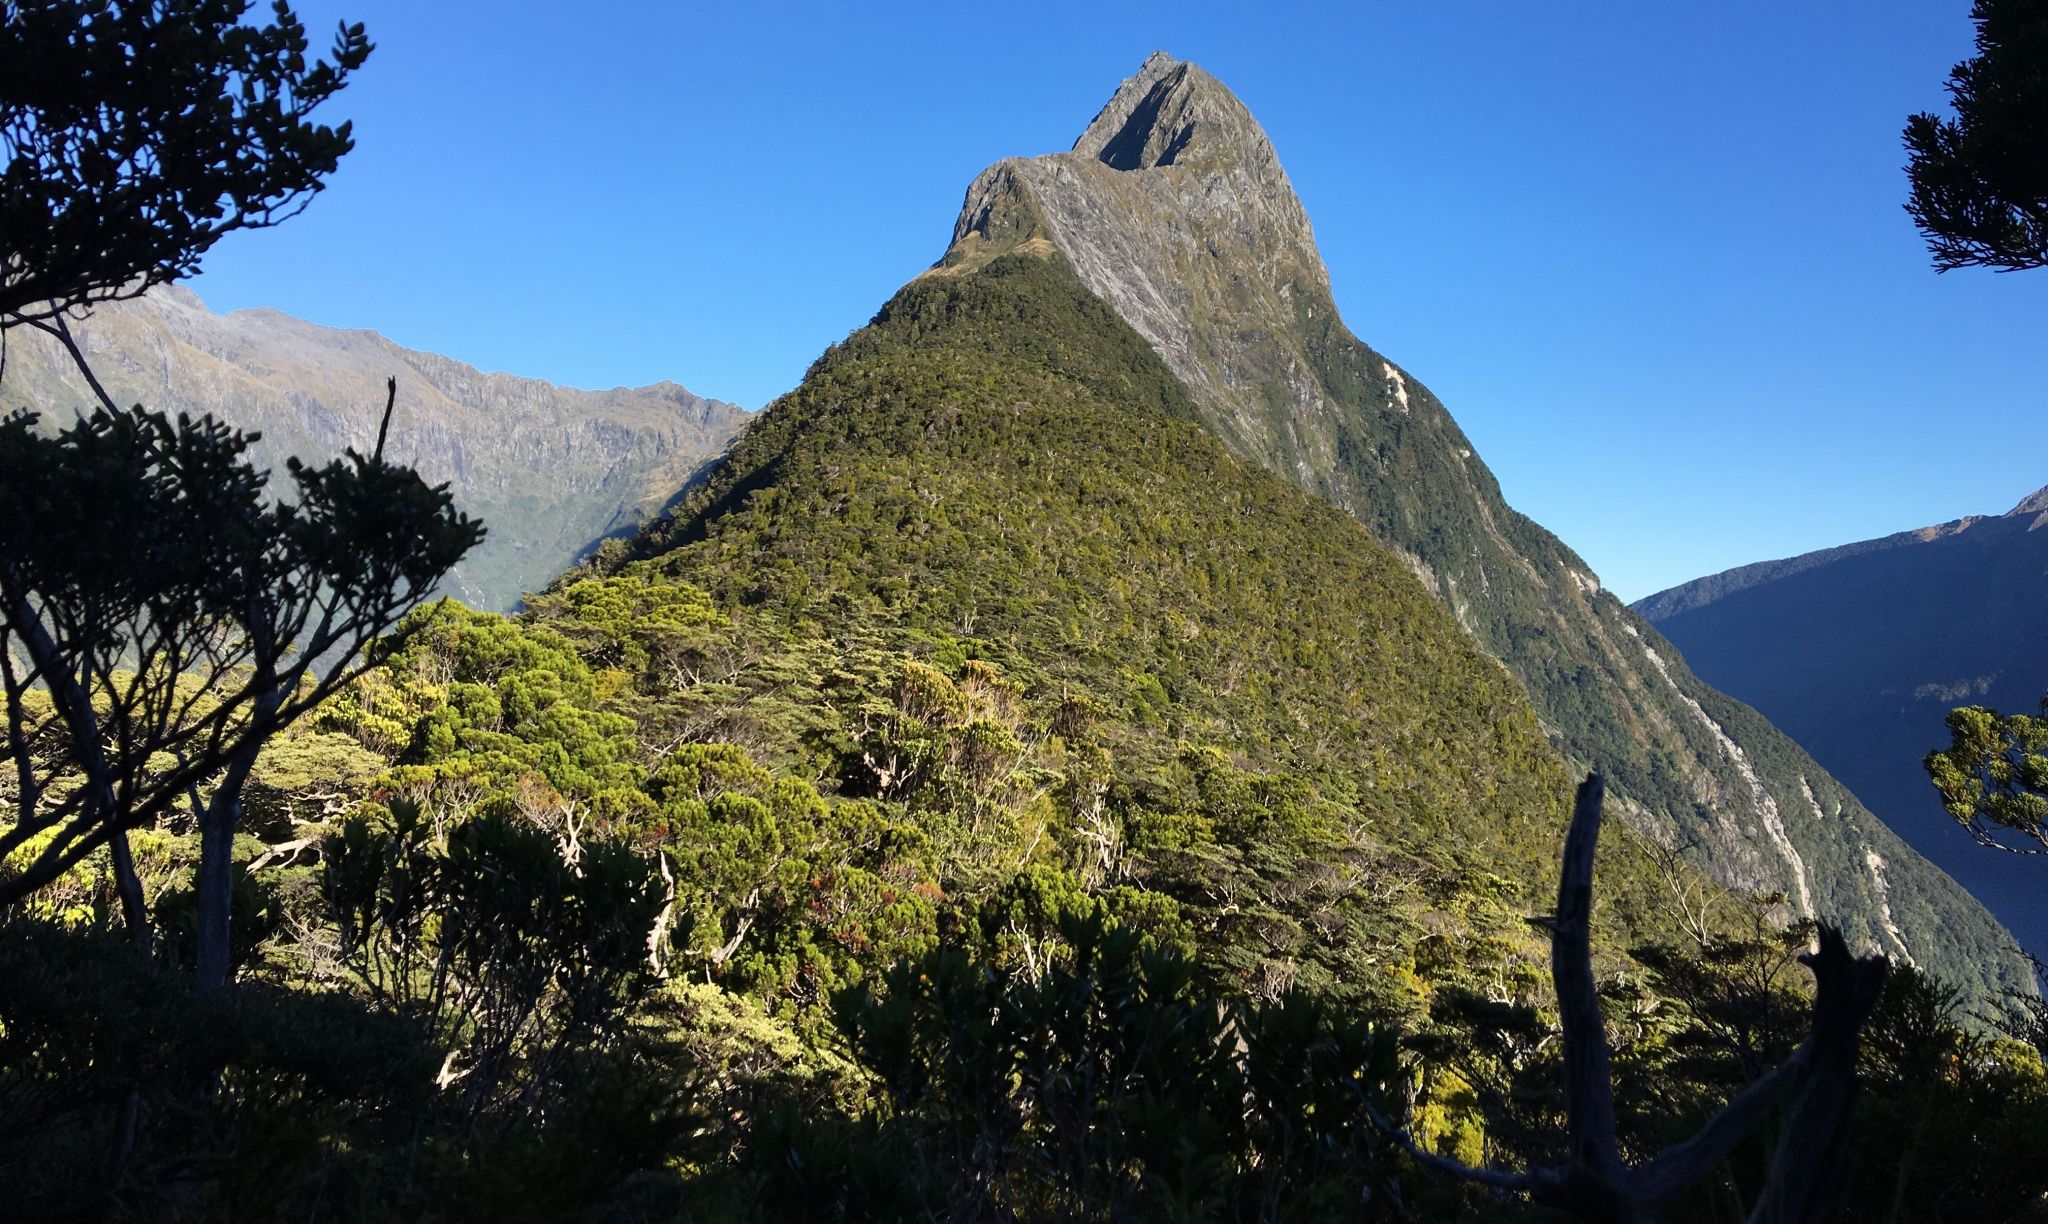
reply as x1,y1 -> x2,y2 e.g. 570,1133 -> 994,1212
574,253 -> 1596,1018
7,252 -> 2048,1219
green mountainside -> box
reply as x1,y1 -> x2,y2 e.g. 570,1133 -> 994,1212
587,252 -> 1636,1010
0,286 -> 747,609
1637,490 -> 2048,957
934,51 -> 2027,1000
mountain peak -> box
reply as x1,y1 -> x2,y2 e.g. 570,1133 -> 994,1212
924,54 -> 2029,1001
2005,484 -> 2048,518
1072,51 -> 1260,175
933,53 -> 1328,453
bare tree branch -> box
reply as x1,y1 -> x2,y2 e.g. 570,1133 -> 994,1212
1399,773 -> 1889,1224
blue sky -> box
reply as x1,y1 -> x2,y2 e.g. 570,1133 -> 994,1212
186,0 -> 2046,602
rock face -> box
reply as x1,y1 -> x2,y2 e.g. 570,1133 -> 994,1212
934,51 -> 2028,998
1638,488 -> 2048,956
939,52 -> 1332,467
0,287 -> 747,610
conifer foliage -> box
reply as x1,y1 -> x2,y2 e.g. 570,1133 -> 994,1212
1905,0 -> 2048,272
1,0 -> 372,327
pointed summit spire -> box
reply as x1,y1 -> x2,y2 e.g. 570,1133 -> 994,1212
1074,51 -> 1191,166
915,55 -> 2034,1001
934,52 -> 1328,446
1071,52 -> 1275,178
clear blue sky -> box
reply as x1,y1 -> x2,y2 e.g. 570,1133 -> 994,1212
186,0 -> 2047,602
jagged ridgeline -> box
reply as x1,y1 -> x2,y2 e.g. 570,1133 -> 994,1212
926,52 -> 2028,1001
585,251 -> 1712,1008
0,288 -> 747,610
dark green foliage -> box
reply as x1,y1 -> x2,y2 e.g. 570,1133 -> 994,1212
739,917 -> 1419,1222
0,403 -> 483,981
0,919 -> 435,1221
322,799 -> 671,1126
0,0 -> 373,325
0,912 -> 723,1222
1603,929 -> 2048,1222
1904,0 -> 2048,272
1840,968 -> 2048,1219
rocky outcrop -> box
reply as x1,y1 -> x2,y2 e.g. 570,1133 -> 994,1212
931,51 -> 2028,999
1,287 -> 747,609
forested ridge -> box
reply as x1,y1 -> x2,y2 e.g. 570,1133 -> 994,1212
7,252 -> 2046,1220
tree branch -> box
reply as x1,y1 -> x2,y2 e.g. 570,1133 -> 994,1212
25,313 -> 121,414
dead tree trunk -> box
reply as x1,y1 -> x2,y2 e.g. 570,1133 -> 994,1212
1375,773 -> 1889,1223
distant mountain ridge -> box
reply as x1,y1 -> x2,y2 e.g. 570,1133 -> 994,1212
0,286 -> 748,610
1632,488 -> 2048,622
932,51 -> 2028,998
1637,488 -> 2048,955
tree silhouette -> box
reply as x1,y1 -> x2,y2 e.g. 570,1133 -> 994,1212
1904,0 -> 2048,272
0,1 -> 464,992
1,0 -> 372,331
0,386 -> 482,990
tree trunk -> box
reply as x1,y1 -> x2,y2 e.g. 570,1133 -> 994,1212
192,799 -> 237,993
192,690 -> 281,994
108,829 -> 152,957
103,830 -> 152,1208
1368,773 -> 1888,1223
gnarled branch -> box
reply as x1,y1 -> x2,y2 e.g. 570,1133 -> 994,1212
1394,773 -> 1889,1224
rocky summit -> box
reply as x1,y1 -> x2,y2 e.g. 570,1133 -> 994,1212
934,51 -> 2029,998
0,287 -> 747,610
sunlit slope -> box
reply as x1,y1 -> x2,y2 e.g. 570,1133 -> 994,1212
600,253 -> 1611,1005
0,286 -> 746,609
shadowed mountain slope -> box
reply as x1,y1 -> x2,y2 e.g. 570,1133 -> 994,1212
929,51 -> 2026,999
1639,489 -> 2048,954
0,287 -> 747,610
